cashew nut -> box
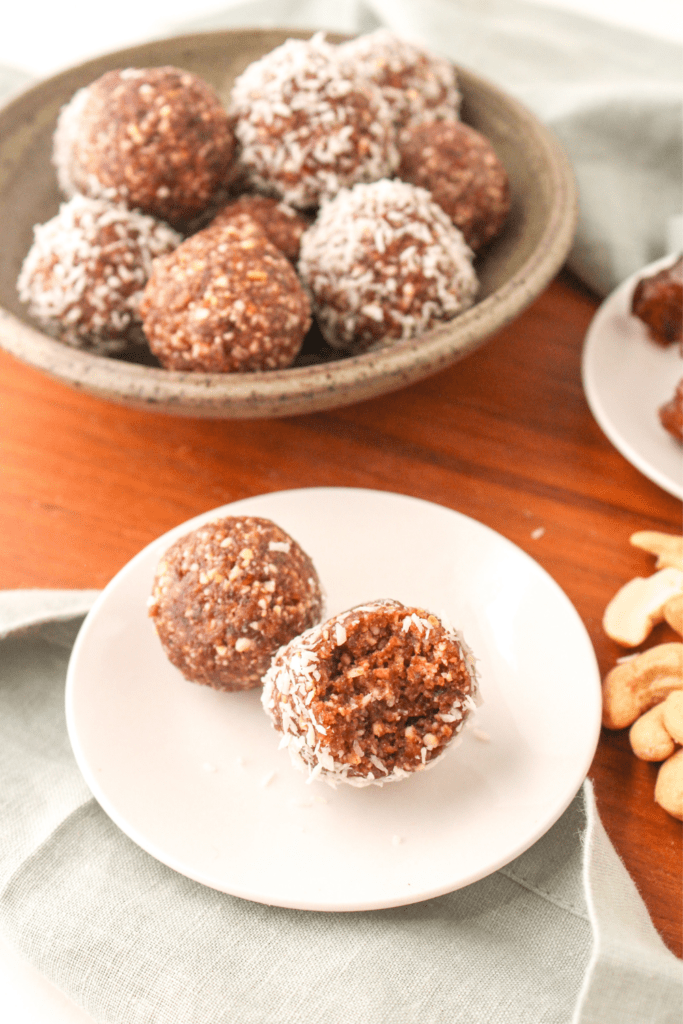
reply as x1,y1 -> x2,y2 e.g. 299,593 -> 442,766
602,567 -> 683,646
629,702 -> 677,761
654,748 -> 683,821
630,531 -> 683,571
602,642 -> 683,729
664,593 -> 683,636
662,689 -> 683,744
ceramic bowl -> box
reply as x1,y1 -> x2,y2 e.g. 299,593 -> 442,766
0,29 -> 577,418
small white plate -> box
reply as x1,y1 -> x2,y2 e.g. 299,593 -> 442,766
582,255 -> 683,500
66,488 -> 600,912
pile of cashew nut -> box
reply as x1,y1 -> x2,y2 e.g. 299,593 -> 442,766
602,531 -> 683,820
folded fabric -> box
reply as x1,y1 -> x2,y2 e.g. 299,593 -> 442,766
0,591 -> 680,1024
176,0 -> 683,296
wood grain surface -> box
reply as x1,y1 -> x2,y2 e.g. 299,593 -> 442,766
0,271 -> 681,956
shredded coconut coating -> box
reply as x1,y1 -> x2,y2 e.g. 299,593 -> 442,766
209,194 -> 310,262
398,119 -> 510,251
55,66 -> 237,227
262,599 -> 480,787
229,33 -> 399,210
337,29 -> 460,133
16,195 -> 181,353
149,516 -> 324,692
140,214 -> 311,372
298,179 -> 478,352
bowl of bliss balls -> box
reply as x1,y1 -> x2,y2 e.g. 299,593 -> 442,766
0,28 -> 577,418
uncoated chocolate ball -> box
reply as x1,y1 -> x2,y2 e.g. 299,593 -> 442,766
149,516 -> 324,692
140,214 -> 311,372
209,194 -> 310,263
53,66 -> 237,227
398,119 -> 510,251
631,255 -> 683,346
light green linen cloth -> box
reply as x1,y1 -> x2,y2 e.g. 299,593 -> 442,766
176,0 -> 683,296
0,591 -> 680,1024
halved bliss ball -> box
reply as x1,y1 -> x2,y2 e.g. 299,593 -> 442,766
262,598 -> 479,786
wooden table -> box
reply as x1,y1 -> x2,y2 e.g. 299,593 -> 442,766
0,270 -> 680,957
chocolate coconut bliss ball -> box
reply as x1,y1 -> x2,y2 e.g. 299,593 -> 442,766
53,66 -> 236,227
337,29 -> 461,134
262,599 -> 480,786
229,32 -> 398,210
17,194 -> 181,352
298,179 -> 478,352
149,516 -> 324,692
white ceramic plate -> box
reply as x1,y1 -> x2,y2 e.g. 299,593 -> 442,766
66,487 -> 601,912
582,255 -> 683,500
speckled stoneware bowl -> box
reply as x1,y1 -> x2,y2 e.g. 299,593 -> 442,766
0,29 -> 577,418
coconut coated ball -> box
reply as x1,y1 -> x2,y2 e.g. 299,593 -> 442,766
262,599 -> 480,786
53,66 -> 237,226
337,30 -> 460,133
17,194 -> 181,352
149,516 -> 324,691
140,214 -> 311,372
229,32 -> 398,209
298,178 -> 478,352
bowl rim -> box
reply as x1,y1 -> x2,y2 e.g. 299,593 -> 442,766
0,27 -> 578,417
